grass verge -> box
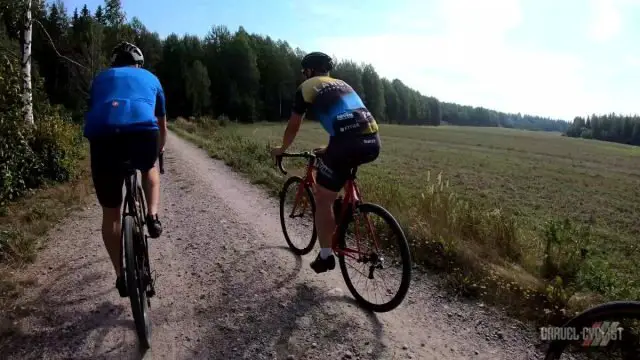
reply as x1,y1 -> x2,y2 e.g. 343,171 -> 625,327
0,149 -> 93,337
169,117 -> 625,325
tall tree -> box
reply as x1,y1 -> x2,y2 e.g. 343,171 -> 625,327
220,27 -> 260,121
185,60 -> 211,116
21,0 -> 34,124
94,5 -> 104,24
361,64 -> 385,122
6,6 -> 574,132
104,0 -> 125,28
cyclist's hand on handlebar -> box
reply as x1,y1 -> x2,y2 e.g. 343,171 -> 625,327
271,146 -> 284,159
313,146 -> 327,155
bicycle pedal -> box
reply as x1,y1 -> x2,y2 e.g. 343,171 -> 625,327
147,277 -> 156,298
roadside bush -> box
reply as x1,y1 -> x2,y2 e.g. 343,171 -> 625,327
0,55 -> 84,207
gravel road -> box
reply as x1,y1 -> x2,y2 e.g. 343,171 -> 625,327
0,131 -> 548,360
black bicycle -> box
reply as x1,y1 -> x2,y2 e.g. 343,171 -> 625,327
120,150 -> 164,349
544,300 -> 640,359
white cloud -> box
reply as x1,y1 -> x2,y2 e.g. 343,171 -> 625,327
311,0 -> 598,119
299,0 -> 640,119
588,0 -> 623,42
315,34 -> 593,119
624,55 -> 640,67
437,0 -> 522,39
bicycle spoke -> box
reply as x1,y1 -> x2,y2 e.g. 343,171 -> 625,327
340,211 -> 405,308
279,176 -> 317,255
284,187 -> 313,236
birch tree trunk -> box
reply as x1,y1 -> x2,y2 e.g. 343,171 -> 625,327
22,0 -> 34,125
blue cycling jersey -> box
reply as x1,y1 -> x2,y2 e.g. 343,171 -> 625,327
84,66 -> 166,139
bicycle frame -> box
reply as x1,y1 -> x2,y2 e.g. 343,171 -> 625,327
122,171 -> 139,219
120,167 -> 136,263
285,153 -> 381,260
122,150 -> 163,223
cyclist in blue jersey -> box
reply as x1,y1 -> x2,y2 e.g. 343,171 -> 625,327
271,52 -> 381,273
84,41 -> 167,297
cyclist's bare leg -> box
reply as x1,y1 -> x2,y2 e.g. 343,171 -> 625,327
314,183 -> 339,254
141,165 -> 160,216
101,206 -> 122,276
141,165 -> 163,238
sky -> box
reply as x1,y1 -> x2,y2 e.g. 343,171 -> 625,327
58,0 -> 640,121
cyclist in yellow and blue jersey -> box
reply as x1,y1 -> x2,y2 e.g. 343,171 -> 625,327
271,51 -> 381,273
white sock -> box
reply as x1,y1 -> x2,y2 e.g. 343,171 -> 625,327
320,248 -> 333,259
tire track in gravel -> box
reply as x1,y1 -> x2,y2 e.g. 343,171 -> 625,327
1,131 -> 547,360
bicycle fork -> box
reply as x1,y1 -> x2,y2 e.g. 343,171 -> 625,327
134,227 -> 156,300
349,207 -> 385,280
142,235 -> 156,299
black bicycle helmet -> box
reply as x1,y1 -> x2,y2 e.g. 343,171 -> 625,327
110,41 -> 144,67
301,51 -> 333,72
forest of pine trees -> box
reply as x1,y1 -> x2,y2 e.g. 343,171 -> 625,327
1,0 -> 573,132
564,114 -> 640,145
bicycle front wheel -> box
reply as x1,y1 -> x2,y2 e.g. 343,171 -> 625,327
279,176 -> 317,255
123,215 -> 152,349
337,202 -> 412,313
544,301 -> 640,360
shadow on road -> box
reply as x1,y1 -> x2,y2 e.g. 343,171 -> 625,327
188,244 -> 387,359
227,244 -> 303,299
0,259 -> 154,360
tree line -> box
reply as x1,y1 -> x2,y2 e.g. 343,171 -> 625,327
564,114 -> 640,145
0,0 -> 84,205
2,0 -> 571,132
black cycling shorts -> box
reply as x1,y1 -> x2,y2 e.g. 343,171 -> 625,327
89,130 -> 160,208
316,133 -> 381,192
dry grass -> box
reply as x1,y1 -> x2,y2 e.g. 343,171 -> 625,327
171,118 -> 640,324
0,155 -> 94,325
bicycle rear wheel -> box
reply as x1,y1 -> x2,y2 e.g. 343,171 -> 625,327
123,215 -> 152,349
135,183 -> 156,298
544,301 -> 640,360
337,202 -> 412,313
279,176 -> 317,255
137,183 -> 147,223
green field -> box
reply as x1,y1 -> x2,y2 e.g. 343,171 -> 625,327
236,122 -> 639,239
171,118 -> 640,317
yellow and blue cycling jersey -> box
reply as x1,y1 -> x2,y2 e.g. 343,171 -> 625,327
292,76 -> 378,137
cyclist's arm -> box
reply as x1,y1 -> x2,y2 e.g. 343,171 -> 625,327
280,88 -> 307,151
155,82 -> 168,152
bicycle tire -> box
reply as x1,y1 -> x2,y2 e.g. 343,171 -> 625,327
135,184 -> 154,298
123,215 -> 152,349
337,202 -> 412,312
544,301 -> 640,360
137,184 -> 147,224
279,176 -> 317,255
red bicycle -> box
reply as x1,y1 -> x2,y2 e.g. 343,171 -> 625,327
276,150 -> 412,312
